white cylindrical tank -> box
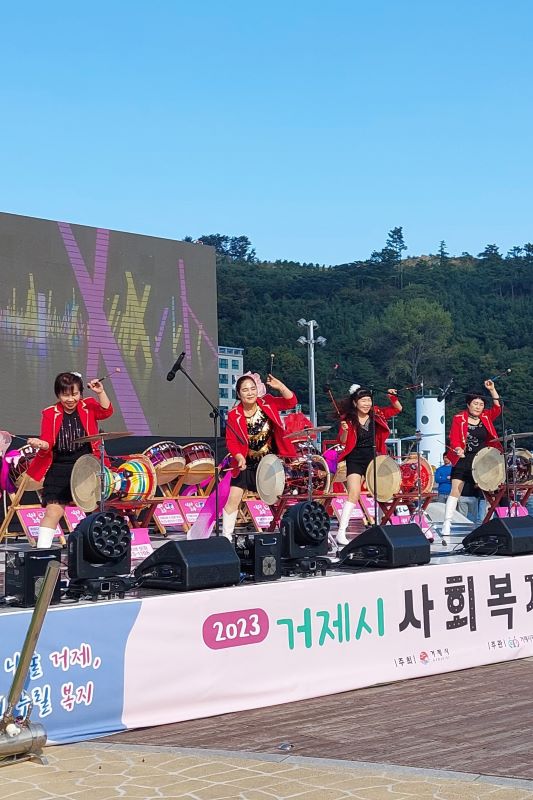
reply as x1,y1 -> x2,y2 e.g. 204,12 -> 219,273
415,394 -> 446,466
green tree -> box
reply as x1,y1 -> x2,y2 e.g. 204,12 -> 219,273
363,298 -> 454,384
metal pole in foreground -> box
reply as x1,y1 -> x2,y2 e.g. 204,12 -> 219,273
0,559 -> 60,766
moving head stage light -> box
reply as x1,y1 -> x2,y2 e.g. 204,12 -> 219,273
280,501 -> 331,577
67,511 -> 132,601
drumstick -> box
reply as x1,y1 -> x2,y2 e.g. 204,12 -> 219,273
96,367 -> 121,382
270,353 -> 275,373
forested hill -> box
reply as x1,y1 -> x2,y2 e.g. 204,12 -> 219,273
211,232 -> 533,437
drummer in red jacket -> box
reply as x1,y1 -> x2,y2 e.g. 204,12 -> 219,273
335,384 -> 402,545
27,372 -> 113,548
441,379 -> 501,541
222,373 -> 297,538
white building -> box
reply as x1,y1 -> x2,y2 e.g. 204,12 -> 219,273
218,346 -> 244,425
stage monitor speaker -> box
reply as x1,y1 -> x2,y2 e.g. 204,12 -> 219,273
5,545 -> 62,607
463,516 -> 533,556
338,523 -> 430,568
134,537 -> 240,591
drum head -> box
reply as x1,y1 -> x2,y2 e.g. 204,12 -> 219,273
256,454 -> 286,505
399,455 -> 435,494
70,455 -> 102,512
365,455 -> 401,501
472,447 -> 506,492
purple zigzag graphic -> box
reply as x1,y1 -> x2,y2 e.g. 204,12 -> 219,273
57,222 -> 151,434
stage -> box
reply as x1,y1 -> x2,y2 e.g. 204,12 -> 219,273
2,527 -> 533,745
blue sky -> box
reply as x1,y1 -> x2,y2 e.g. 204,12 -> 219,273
1,1 -> 531,265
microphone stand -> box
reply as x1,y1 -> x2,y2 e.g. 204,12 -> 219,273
496,394 -> 514,517
172,362 -> 222,536
370,385 -> 380,526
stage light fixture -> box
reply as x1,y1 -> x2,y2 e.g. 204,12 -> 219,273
68,510 -> 131,581
280,501 -> 330,560
234,532 -> 282,582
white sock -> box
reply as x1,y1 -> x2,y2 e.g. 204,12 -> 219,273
222,509 -> 238,540
441,496 -> 458,537
337,501 -> 355,545
36,526 -> 56,549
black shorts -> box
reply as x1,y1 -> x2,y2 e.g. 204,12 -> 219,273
345,448 -> 373,478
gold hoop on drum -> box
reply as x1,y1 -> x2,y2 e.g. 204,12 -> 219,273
471,447 -> 506,492
365,455 -> 401,501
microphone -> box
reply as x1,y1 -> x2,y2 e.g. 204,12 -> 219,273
488,368 -> 512,381
437,378 -> 454,403
166,352 -> 186,382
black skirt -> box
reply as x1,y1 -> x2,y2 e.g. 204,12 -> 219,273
42,447 -> 91,506
451,455 -> 475,484
230,462 -> 259,492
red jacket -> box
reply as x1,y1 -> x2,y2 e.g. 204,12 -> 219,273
27,398 -> 114,482
448,406 -> 502,466
226,393 -> 298,474
336,395 -> 401,460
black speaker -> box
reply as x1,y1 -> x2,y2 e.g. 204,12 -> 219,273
134,537 -> 240,591
5,545 -> 62,607
338,524 -> 431,568
234,532 -> 282,581
463,516 -> 533,556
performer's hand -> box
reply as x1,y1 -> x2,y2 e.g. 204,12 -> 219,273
236,454 -> 246,471
340,421 -> 349,431
28,437 -> 48,451
387,388 -> 398,396
455,447 -> 465,458
484,379 -> 495,391
87,379 -> 104,394
266,374 -> 282,391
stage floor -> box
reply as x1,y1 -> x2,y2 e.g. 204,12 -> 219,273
0,522 -> 479,613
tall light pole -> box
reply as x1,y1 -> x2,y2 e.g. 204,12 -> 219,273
297,318 -> 326,427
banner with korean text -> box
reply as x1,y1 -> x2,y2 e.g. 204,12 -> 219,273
122,555 -> 533,730
2,555 -> 533,743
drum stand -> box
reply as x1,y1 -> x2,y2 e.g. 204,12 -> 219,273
505,432 -> 520,518
408,432 -> 441,543
97,436 -> 106,513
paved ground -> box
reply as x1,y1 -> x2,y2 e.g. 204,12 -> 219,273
3,524 -> 533,798
3,741 -> 533,800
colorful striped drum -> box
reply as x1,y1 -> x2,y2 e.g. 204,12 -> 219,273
71,454 -> 157,512
115,455 -> 157,502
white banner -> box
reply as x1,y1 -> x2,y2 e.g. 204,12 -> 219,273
122,554 -> 533,730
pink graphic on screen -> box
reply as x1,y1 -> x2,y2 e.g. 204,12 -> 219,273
57,223 -> 151,434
